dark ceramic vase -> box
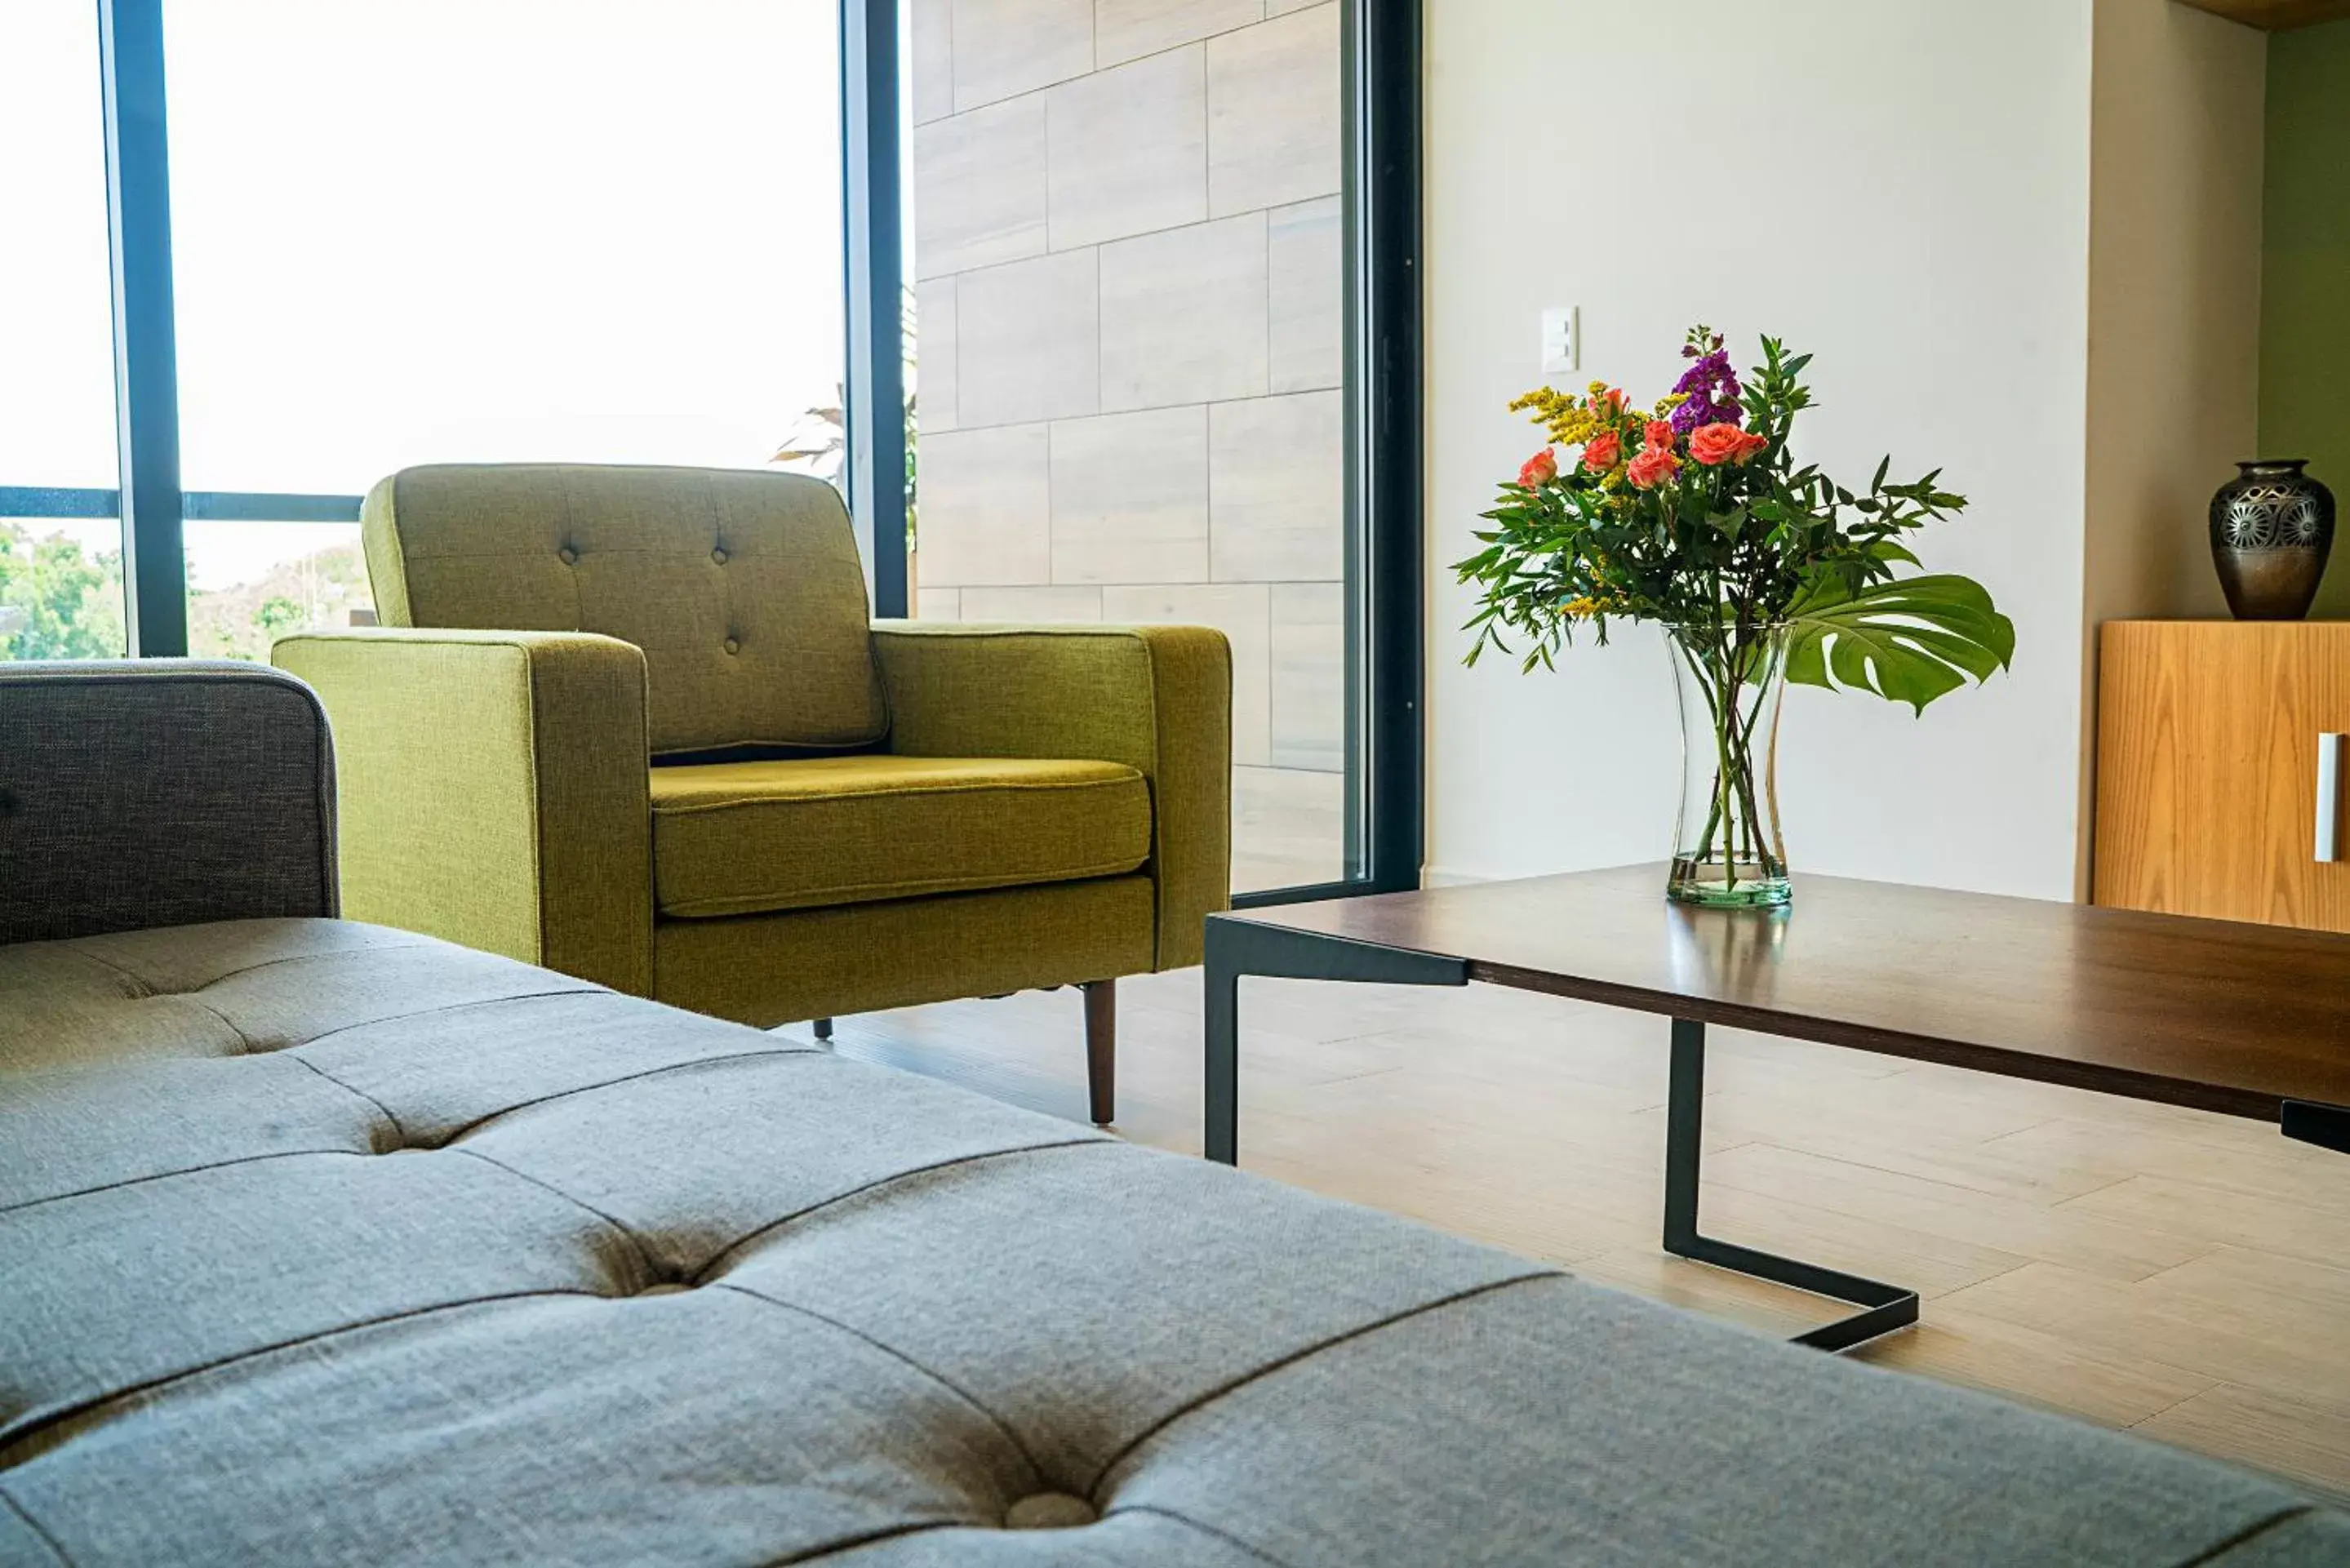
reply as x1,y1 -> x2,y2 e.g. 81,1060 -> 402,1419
2209,460 -> 2335,620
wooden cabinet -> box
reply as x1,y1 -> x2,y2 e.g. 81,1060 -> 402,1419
2095,620 -> 2350,932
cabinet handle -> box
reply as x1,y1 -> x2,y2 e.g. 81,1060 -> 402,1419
2322,734 -> 2347,864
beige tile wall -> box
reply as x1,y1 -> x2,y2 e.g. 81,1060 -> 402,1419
911,0 -> 1346,893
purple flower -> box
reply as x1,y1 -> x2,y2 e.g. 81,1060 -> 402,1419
1670,348 -> 1743,436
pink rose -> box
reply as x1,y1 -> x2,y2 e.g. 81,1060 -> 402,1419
1689,422 -> 1768,466
1580,430 -> 1622,472
1643,420 -> 1677,453
1518,448 -> 1559,488
1626,448 -> 1679,489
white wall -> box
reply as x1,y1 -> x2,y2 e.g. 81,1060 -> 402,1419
1423,0 -> 2096,898
2080,0 -> 2266,892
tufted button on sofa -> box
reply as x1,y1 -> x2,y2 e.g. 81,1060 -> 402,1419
3,663 -> 2346,1566
9,916 -> 2348,1567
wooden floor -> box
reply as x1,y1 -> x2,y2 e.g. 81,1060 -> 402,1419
810,967 -> 2350,1501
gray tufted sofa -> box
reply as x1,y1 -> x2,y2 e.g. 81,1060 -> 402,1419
2,662 -> 2346,1566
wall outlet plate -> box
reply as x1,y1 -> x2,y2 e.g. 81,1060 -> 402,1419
1541,305 -> 1579,378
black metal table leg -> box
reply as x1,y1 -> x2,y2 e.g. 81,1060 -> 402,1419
1206,933 -> 1240,1166
1203,921 -> 1921,1352
2282,1099 -> 2350,1157
1203,915 -> 1467,1167
1665,1018 -> 1919,1352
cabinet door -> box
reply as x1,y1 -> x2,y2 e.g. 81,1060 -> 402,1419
2095,621 -> 2350,932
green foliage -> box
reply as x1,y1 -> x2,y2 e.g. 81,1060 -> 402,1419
0,521 -> 126,660
1785,572 -> 2015,714
184,543 -> 370,660
774,286 -> 922,549
255,596 -> 306,637
1455,332 -> 2014,713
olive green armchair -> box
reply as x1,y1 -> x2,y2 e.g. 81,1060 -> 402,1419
273,464 -> 1231,1124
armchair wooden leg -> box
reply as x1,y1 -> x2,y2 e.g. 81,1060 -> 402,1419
813,1016 -> 833,1042
1082,979 -> 1116,1126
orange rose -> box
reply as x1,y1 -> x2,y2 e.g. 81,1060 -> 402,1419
1518,448 -> 1558,488
1626,447 -> 1679,489
1643,420 -> 1677,453
1689,422 -> 1766,465
1580,430 -> 1622,472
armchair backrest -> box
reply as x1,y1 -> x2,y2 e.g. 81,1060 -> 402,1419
362,464 -> 887,757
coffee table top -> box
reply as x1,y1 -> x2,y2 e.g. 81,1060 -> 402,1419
1221,864 -> 2350,1121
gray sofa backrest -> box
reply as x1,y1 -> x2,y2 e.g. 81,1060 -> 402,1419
0,661 -> 335,944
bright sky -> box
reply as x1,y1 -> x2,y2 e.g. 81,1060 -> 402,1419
2,0 -> 851,591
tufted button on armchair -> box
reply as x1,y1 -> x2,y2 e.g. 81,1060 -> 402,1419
273,464 -> 1232,1122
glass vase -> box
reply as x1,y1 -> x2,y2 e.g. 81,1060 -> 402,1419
1665,623 -> 1791,907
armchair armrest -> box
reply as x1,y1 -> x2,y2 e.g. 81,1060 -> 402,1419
0,660 -> 336,944
871,621 -> 1231,969
272,629 -> 652,993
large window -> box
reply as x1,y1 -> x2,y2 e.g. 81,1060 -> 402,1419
2,0 -> 1419,900
0,3 -> 126,660
162,0 -> 845,653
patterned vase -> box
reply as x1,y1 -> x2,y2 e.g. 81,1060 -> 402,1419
2209,460 -> 2335,621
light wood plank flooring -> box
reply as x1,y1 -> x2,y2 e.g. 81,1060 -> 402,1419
806,967 -> 2350,1501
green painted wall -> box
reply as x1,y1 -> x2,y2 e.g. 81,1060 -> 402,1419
2259,18 -> 2350,619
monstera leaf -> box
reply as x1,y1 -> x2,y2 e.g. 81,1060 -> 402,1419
1784,574 -> 2014,713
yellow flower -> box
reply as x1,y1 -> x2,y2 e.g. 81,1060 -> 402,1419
1562,595 -> 1604,620
1510,384 -> 1615,451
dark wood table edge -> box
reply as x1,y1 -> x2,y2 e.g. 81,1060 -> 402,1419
1199,908 -> 2346,1354
1464,960 -> 2289,1123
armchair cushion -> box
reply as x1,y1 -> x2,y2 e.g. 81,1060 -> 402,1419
648,756 -> 1151,919
872,624 -> 1231,969
362,464 -> 887,757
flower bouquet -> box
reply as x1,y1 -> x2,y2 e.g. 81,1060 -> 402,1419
1455,326 -> 2014,906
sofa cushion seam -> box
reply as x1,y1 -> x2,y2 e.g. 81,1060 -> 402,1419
287,984 -> 607,1053
0,1288 -> 605,1468
711,1282 -> 1051,1494
689,1136 -> 1108,1284
1083,1269 -> 1560,1499
0,1148 -> 377,1219
651,775 -> 1144,814
201,937 -> 443,983
42,944 -> 153,998
182,994 -> 259,1055
48,933 -> 446,1004
429,1045 -> 817,1146
284,1053 -> 408,1145
757,1518 -> 965,1566
1108,1503 -> 1296,1568
446,1147 -> 664,1285
2171,1505 -> 2317,1568
658,860 -> 1151,919
0,1480 -> 73,1567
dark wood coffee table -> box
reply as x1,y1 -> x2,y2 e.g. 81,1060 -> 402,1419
1204,864 -> 2350,1351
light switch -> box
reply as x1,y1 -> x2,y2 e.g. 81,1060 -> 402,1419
1540,306 -> 1579,378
